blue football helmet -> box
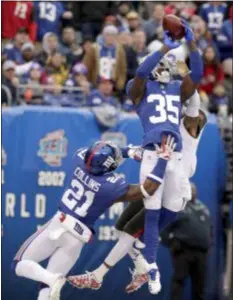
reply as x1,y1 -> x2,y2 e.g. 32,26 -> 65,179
84,141 -> 123,175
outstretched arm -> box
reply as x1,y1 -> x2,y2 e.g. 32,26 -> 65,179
183,91 -> 207,138
127,32 -> 181,105
180,22 -> 203,103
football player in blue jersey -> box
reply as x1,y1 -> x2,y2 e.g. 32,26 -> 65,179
118,21 -> 203,294
67,90 -> 206,295
13,138 -> 176,300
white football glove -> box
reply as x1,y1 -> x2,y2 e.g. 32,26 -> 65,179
127,145 -> 144,161
155,135 -> 177,160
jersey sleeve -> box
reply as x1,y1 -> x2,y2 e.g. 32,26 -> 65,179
108,175 -> 129,202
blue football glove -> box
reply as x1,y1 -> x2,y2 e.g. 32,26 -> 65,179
181,19 -> 195,42
163,31 -> 181,49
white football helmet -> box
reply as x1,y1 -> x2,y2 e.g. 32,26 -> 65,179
139,55 -> 177,83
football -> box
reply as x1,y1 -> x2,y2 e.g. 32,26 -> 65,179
162,14 -> 185,40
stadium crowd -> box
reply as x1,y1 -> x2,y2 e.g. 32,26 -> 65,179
1,2 -> 233,297
1,1 -> 232,117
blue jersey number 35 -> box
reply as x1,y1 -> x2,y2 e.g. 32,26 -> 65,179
147,94 -> 180,125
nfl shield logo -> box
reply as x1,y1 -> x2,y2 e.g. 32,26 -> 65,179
37,130 -> 68,167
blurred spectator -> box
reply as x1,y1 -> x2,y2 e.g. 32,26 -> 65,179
64,63 -> 91,107
199,46 -> 224,96
118,32 -> 138,81
210,84 -> 229,116
11,42 -> 37,78
217,5 -> 233,61
2,60 -> 18,105
126,11 -> 142,33
132,30 -> 149,62
87,78 -> 118,108
20,63 -> 44,105
60,26 -> 84,66
34,1 -> 73,41
164,2 -> 196,20
115,1 -> 132,32
118,31 -> 133,47
83,25 -> 127,92
190,15 -> 219,57
43,79 -> 64,106
72,2 -> 112,38
82,36 -> 95,53
143,4 -> 164,43
2,1 -> 37,41
21,42 -> 35,63
2,85 -> 13,107
87,78 -> 120,130
36,33 -> 61,66
223,59 -> 233,114
3,28 -> 29,64
199,2 -> 228,36
43,52 -> 69,86
161,183 -> 212,300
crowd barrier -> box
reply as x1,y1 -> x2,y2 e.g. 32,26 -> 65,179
2,106 -> 226,300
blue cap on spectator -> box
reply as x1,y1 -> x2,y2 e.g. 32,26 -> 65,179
72,63 -> 88,76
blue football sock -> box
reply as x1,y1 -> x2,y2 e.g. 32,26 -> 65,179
143,209 -> 160,265
159,207 -> 177,232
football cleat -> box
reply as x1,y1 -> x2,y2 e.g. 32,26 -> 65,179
147,266 -> 161,295
49,275 -> 66,300
125,269 -> 148,293
68,272 -> 102,290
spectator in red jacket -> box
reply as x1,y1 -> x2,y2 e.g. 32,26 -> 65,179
2,1 -> 37,42
199,46 -> 224,96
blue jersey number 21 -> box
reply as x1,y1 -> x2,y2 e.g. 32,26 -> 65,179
61,179 -> 95,217
147,94 -> 180,125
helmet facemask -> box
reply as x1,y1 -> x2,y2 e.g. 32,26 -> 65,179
105,141 -> 123,170
151,58 -> 177,83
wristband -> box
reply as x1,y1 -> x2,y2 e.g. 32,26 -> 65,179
140,184 -> 151,198
147,158 -> 168,183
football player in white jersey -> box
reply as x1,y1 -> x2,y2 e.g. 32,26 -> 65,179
68,90 -> 207,294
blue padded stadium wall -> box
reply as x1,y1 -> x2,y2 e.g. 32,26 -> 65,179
2,107 -> 226,300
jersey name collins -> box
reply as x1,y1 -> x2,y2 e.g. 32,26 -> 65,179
74,167 -> 101,193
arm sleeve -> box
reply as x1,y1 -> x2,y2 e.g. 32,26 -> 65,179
135,51 -> 164,79
189,50 -> 203,84
112,177 -> 129,201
